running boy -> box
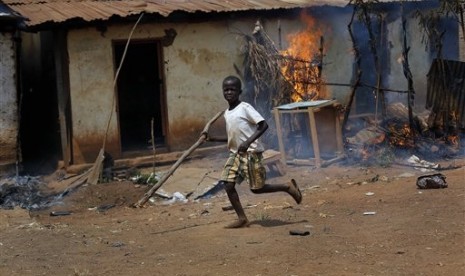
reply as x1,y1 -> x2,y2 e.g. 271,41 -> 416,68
202,75 -> 302,228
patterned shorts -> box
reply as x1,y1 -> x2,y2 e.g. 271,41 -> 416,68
220,152 -> 266,190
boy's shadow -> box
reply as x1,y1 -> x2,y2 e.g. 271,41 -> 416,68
249,219 -> 308,227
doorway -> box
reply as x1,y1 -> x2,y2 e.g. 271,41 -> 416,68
113,41 -> 165,153
19,32 -> 61,175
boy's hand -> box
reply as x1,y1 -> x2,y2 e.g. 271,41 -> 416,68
238,142 -> 250,154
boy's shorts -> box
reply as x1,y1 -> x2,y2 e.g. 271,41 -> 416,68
220,151 -> 266,190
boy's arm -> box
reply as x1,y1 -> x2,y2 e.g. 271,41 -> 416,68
204,135 -> 228,143
237,120 -> 268,154
200,131 -> 227,142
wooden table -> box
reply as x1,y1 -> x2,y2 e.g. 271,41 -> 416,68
272,100 -> 344,167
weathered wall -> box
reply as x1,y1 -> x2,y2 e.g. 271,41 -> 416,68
67,29 -> 119,163
67,16 -> 306,161
0,32 -> 18,171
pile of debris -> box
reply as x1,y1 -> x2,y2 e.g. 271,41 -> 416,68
0,176 -> 59,210
345,102 -> 463,165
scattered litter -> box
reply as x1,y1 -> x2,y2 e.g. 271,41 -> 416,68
363,211 -> 377,215
319,212 -> 334,218
407,155 -> 439,172
379,175 -> 389,182
398,172 -> 416,178
111,241 -> 125,247
97,204 -> 116,212
221,205 -> 234,211
50,211 -> 72,216
154,189 -> 171,199
365,192 -> 375,196
289,230 -> 310,236
416,173 -> 447,189
162,192 -> 188,205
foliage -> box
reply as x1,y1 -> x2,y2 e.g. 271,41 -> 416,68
415,0 -> 464,54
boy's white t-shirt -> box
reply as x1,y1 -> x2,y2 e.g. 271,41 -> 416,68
224,102 -> 265,153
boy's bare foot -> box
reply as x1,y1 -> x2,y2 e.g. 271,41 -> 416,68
288,179 -> 302,204
224,219 -> 250,229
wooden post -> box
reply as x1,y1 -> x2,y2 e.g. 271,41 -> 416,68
273,108 -> 286,166
53,30 -> 72,167
307,108 -> 321,168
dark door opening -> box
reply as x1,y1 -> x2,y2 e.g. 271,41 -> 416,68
114,41 -> 165,153
19,32 -> 61,175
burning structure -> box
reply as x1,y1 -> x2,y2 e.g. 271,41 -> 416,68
240,5 -> 465,167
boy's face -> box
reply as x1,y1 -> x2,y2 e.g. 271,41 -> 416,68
222,80 -> 241,104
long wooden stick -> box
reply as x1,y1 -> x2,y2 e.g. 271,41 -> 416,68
134,111 -> 224,208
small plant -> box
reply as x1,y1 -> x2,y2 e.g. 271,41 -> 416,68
130,172 -> 159,185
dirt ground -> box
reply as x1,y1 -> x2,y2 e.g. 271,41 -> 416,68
0,151 -> 464,276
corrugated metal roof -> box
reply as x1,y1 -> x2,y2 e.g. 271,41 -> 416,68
0,2 -> 22,20
3,0 -> 349,28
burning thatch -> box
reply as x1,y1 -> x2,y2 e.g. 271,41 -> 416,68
240,19 -> 327,149
241,21 -> 293,114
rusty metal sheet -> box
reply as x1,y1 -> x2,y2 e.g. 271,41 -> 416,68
276,100 -> 332,110
426,59 -> 465,129
3,0 -> 350,28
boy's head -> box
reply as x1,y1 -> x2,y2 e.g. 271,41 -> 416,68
222,76 -> 242,105
222,76 -> 242,91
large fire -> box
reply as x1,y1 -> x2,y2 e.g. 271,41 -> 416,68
280,12 -> 326,102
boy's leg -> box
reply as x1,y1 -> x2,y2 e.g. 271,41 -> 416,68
247,153 -> 302,204
251,179 -> 302,204
223,181 -> 249,228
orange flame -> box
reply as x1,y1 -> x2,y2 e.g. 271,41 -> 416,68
447,135 -> 459,147
388,122 -> 415,148
280,12 -> 326,102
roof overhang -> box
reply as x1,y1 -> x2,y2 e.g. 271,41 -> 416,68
3,0 -> 350,29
